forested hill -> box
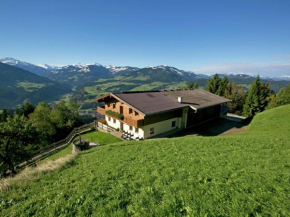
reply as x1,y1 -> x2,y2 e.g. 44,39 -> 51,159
0,63 -> 71,108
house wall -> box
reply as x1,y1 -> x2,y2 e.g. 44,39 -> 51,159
105,98 -> 144,121
143,109 -> 182,126
141,117 -> 183,139
123,123 -> 144,139
105,115 -> 121,129
186,105 -> 221,128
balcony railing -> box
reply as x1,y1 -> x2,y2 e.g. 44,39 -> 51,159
97,106 -> 106,116
123,116 -> 144,128
97,106 -> 143,128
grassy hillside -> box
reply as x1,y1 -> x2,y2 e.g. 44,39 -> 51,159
1,105 -> 290,216
0,63 -> 71,108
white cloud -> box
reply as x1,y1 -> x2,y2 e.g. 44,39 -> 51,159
193,62 -> 290,77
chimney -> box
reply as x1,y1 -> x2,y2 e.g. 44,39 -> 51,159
178,96 -> 183,103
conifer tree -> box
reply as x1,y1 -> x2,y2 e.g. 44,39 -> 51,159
205,74 -> 228,96
243,76 -> 270,117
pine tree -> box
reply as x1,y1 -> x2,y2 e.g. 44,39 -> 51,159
243,76 -> 270,117
187,81 -> 199,89
224,82 -> 246,115
205,74 -> 228,96
217,77 -> 229,96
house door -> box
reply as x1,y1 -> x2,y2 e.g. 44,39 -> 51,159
120,106 -> 123,114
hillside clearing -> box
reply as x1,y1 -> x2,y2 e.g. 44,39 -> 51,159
1,105 -> 290,216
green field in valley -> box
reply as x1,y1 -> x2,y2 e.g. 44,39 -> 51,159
1,105 -> 290,216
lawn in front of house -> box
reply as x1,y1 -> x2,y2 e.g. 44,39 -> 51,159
41,130 -> 122,163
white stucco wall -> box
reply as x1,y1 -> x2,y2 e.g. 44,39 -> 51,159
141,117 -> 182,139
105,115 -> 121,129
123,123 -> 144,139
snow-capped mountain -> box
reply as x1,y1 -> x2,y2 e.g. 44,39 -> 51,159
0,57 -> 50,76
37,64 -> 60,71
46,64 -> 113,88
144,65 -> 202,80
216,73 -> 255,79
105,65 -> 140,74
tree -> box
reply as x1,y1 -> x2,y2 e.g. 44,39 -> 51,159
217,77 -> 229,96
0,115 -> 38,175
15,102 -> 35,118
187,81 -> 199,89
224,82 -> 246,115
267,84 -> 290,109
243,76 -> 270,117
205,74 -> 228,96
0,109 -> 9,122
29,102 -> 56,143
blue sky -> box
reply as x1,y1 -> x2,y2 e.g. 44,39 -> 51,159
1,0 -> 290,76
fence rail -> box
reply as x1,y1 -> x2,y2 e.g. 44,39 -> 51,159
16,121 -> 98,171
97,121 -> 115,132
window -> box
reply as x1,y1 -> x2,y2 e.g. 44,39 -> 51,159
150,127 -> 154,135
108,117 -> 111,121
135,127 -> 138,133
113,104 -> 116,109
135,111 -> 139,116
129,125 -> 133,131
113,119 -> 116,123
129,108 -> 133,114
108,103 -> 110,107
172,121 -> 176,128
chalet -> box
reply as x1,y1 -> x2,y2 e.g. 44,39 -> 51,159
95,89 -> 230,140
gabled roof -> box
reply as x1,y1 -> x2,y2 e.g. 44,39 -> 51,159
114,92 -> 187,115
95,89 -> 230,115
163,89 -> 231,110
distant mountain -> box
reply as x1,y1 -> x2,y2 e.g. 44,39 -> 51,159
214,73 -> 290,93
0,57 -> 50,76
46,64 -> 114,88
118,65 -> 200,83
105,65 -> 140,74
0,62 -> 71,108
46,64 -> 202,89
262,75 -> 290,81
37,63 -> 60,71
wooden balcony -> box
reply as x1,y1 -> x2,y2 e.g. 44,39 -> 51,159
123,116 -> 144,128
97,106 -> 106,116
97,106 -> 144,128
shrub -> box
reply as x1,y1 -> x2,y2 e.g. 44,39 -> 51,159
106,110 -> 124,119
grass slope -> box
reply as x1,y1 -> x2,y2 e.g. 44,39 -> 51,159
1,106 -> 290,216
41,131 -> 122,164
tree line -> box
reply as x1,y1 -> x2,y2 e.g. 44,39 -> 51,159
0,100 -> 83,176
188,74 -> 290,117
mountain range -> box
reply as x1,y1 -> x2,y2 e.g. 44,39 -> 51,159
0,62 -> 71,108
0,57 -> 290,109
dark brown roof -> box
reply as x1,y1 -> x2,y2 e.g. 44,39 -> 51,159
113,92 -> 187,115
163,89 -> 230,110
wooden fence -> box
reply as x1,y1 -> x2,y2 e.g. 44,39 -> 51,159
16,121 -> 98,171
97,121 -> 115,132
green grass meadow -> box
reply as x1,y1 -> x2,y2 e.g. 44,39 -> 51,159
41,131 -> 122,163
1,105 -> 290,216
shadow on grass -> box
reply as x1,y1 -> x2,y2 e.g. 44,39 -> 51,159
168,117 -> 249,138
